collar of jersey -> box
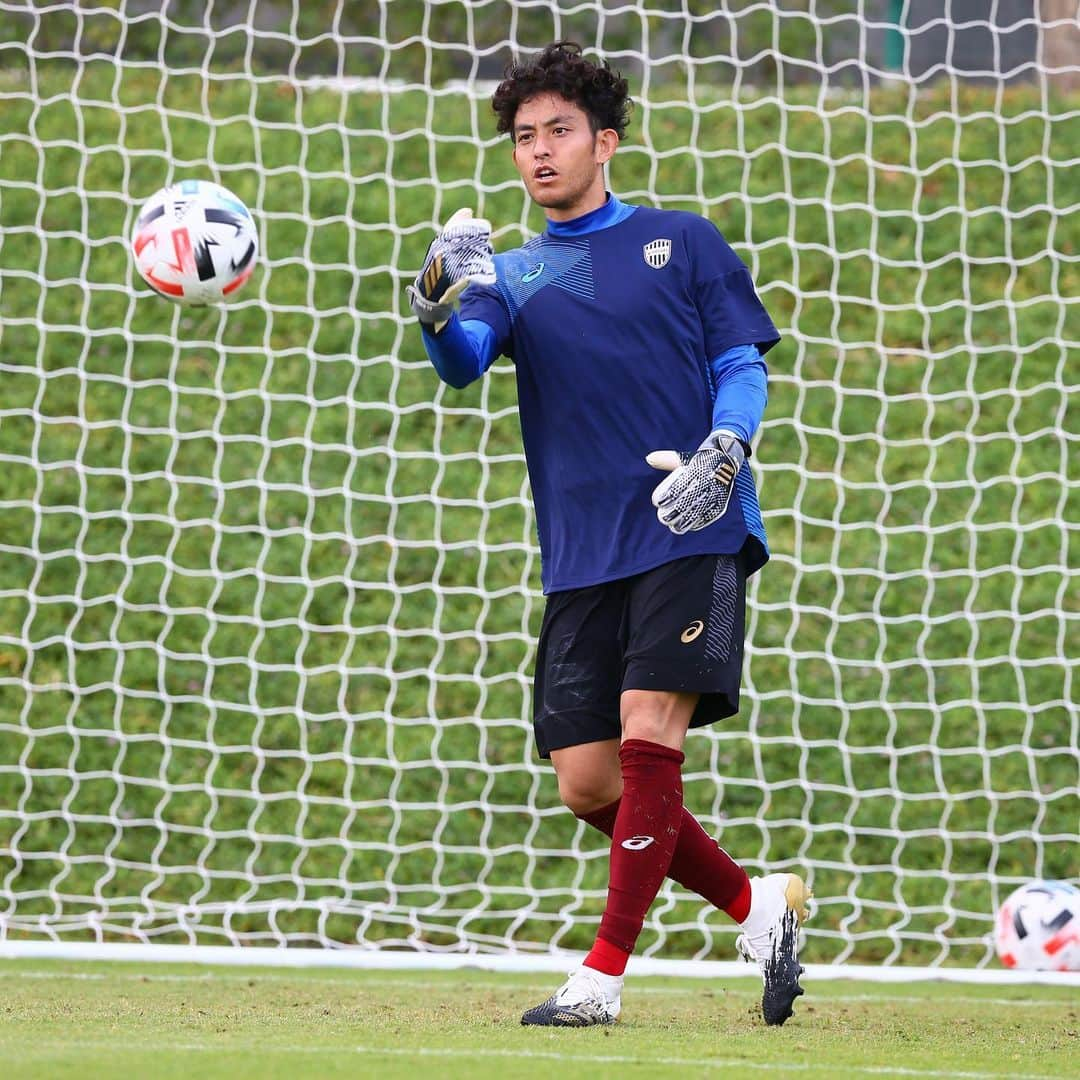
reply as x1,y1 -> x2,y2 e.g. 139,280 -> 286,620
544,193 -> 635,237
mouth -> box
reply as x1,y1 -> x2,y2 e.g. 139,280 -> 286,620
533,166 -> 558,182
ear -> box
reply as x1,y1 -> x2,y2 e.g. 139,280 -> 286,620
595,128 -> 619,165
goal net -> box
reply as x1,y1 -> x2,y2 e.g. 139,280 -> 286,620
0,1 -> 1076,972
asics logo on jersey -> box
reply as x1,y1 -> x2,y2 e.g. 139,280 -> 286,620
643,238 -> 671,268
681,620 -> 704,643
522,262 -> 545,283
621,835 -> 656,851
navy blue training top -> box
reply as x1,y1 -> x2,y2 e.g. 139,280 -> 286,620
424,195 -> 780,594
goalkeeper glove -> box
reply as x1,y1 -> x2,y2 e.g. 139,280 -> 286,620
405,208 -> 496,333
647,429 -> 747,535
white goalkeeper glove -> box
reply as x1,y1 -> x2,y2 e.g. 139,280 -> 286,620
647,429 -> 747,535
405,208 -> 496,333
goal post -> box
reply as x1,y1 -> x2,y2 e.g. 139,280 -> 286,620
0,1 -> 1076,978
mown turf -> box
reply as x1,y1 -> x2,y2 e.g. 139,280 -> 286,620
0,54 -> 1076,965
1,959 -> 1077,1080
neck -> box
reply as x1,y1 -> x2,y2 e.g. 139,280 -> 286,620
543,179 -> 608,223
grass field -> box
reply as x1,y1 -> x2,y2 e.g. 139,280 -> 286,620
0,56 -> 1077,966
2,959 -> 1077,1079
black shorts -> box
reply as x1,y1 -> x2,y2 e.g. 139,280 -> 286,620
532,551 -> 749,758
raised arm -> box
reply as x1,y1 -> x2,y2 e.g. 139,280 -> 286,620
406,208 -> 501,389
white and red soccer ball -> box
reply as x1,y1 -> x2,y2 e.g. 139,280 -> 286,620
131,179 -> 258,304
994,880 -> 1080,971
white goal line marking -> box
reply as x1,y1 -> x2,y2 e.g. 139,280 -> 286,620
0,968 -> 1071,1008
348,1046 -> 1066,1080
17,1038 -> 1063,1080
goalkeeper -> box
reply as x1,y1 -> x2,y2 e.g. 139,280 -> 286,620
408,41 -> 810,1028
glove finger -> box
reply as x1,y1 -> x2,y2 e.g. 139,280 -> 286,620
686,483 -> 734,531
655,479 -> 697,514
444,214 -> 492,240
658,507 -> 690,535
656,495 -> 692,530
656,504 -> 681,532
650,469 -> 685,508
443,207 -> 475,229
646,450 -> 682,473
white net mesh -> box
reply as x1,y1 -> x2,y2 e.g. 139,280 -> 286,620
0,1 -> 1076,969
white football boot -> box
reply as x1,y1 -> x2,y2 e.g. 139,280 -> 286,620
520,966 -> 623,1027
735,872 -> 813,1025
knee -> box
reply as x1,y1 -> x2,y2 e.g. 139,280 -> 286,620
620,689 -> 695,748
620,708 -> 669,746
617,699 -> 665,743
557,774 -> 621,817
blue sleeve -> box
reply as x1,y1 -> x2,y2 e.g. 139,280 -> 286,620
421,315 -> 499,389
708,343 -> 769,446
458,279 -> 512,349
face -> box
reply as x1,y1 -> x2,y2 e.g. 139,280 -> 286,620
511,93 -> 618,221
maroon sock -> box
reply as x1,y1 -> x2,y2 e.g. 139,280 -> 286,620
584,739 -> 685,975
582,796 -> 751,923
672,810 -> 752,921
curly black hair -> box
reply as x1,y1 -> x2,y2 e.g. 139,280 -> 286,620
491,41 -> 632,141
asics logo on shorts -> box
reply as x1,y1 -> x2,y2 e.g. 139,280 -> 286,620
620,835 -> 656,851
680,620 -> 704,643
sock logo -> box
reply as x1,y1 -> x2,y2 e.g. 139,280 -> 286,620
680,620 -> 704,643
620,835 -> 656,851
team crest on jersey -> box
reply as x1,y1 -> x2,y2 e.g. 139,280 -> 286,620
643,238 -> 672,268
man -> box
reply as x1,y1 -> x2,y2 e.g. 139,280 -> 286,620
406,41 -> 811,1028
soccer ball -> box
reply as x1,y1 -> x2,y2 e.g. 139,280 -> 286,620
994,880 -> 1080,971
131,179 -> 258,305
